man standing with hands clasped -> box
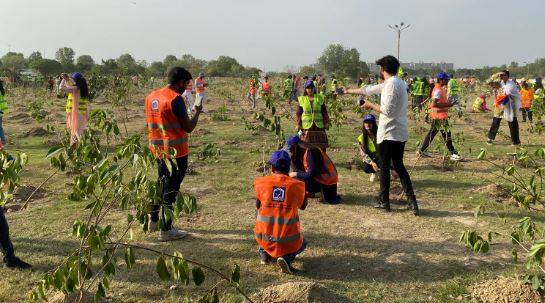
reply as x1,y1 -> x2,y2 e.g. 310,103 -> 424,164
342,55 -> 419,215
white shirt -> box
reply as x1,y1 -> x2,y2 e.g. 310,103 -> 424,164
361,76 -> 409,144
501,79 -> 520,122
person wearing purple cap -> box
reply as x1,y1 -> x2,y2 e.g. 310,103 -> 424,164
60,72 -> 90,146
254,150 -> 307,274
296,80 -> 330,150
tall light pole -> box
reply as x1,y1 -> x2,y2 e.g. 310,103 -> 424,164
388,22 -> 411,62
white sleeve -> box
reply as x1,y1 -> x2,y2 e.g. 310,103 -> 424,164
361,83 -> 385,96
379,82 -> 398,117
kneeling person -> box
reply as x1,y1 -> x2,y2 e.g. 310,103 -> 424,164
254,150 -> 307,274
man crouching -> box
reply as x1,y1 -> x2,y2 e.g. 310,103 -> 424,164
254,150 -> 308,274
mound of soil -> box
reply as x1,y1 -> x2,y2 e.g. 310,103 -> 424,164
253,282 -> 350,303
4,185 -> 47,212
471,184 -> 510,201
9,112 -> 31,120
48,290 -> 97,303
471,276 -> 543,303
25,126 -> 48,137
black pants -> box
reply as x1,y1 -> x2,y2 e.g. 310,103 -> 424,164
420,119 -> 457,154
304,178 -> 339,204
487,117 -> 521,145
521,108 -> 533,122
151,156 -> 188,231
378,140 -> 416,204
0,209 -> 15,261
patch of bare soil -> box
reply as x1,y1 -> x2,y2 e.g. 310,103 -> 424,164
48,290 -> 103,303
471,184 -> 511,202
253,282 -> 351,303
25,126 -> 48,137
187,186 -> 214,198
4,185 -> 47,212
9,112 -> 31,121
471,276 -> 543,303
193,128 -> 212,136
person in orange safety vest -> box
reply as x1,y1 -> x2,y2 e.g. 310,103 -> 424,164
145,67 -> 202,242
254,150 -> 308,274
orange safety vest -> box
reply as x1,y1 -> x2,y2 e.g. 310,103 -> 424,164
303,149 -> 339,186
429,84 -> 449,120
262,81 -> 271,93
520,88 -> 534,109
145,87 -> 189,159
195,78 -> 206,94
254,174 -> 306,258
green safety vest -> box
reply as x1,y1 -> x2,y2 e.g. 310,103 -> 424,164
284,78 -> 294,90
397,67 -> 404,78
66,92 -> 89,113
0,93 -> 8,115
411,81 -> 424,96
298,94 -> 324,129
447,79 -> 460,96
357,134 -> 376,153
472,97 -> 484,112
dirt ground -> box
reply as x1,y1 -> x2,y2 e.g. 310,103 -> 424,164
0,79 -> 544,302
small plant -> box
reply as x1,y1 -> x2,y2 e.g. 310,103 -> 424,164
198,143 -> 221,161
212,104 -> 230,121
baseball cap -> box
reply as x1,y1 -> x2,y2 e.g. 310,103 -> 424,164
304,80 -> 315,88
363,114 -> 376,123
269,150 -> 290,172
286,135 -> 301,149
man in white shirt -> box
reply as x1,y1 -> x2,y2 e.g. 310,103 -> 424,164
343,55 -> 419,215
487,70 -> 521,146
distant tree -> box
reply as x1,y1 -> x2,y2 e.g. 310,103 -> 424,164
32,59 -> 63,77
299,65 -> 318,77
177,54 -> 206,76
205,56 -> 244,77
163,55 -> 178,70
27,51 -> 43,67
55,47 -> 76,71
1,52 -> 26,77
317,44 -> 369,79
76,55 -> 95,73
149,61 -> 166,76
92,59 -> 120,75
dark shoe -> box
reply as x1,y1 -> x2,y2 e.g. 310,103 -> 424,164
407,200 -> 420,216
327,196 -> 342,205
374,203 -> 391,212
277,257 -> 293,274
4,256 -> 32,269
260,253 -> 271,265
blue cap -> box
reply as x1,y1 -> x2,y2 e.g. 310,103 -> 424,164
286,135 -> 301,149
71,72 -> 83,80
304,80 -> 315,88
436,72 -> 449,80
363,114 -> 376,122
269,150 -> 290,172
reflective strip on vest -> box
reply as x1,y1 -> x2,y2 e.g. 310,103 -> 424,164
149,137 -> 188,147
255,233 -> 301,243
256,215 -> 300,225
147,122 -> 182,130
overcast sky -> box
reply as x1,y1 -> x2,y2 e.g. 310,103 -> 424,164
2,0 -> 544,71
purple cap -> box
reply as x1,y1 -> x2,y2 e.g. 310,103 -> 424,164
71,72 -> 83,80
269,150 -> 291,172
304,80 -> 315,88
286,135 -> 301,149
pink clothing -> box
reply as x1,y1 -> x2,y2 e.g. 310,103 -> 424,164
61,83 -> 88,145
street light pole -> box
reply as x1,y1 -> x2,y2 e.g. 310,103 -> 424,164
388,22 -> 411,62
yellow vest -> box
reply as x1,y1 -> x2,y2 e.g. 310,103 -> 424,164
357,134 -> 376,153
298,94 -> 324,129
66,92 -> 88,113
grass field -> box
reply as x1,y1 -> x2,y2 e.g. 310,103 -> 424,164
0,78 -> 543,302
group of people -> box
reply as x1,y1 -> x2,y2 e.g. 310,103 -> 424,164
0,53 -> 541,276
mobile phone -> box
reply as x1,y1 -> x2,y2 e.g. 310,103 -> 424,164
358,96 -> 366,106
335,87 -> 344,95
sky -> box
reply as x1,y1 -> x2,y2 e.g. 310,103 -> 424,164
2,0 -> 544,71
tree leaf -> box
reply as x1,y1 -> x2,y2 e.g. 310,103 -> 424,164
156,256 -> 171,281
192,267 -> 205,286
230,264 -> 240,284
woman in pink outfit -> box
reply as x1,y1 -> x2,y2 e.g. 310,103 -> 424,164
61,73 -> 90,146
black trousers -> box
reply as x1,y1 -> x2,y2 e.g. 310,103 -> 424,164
0,209 -> 15,261
521,108 -> 533,122
377,140 -> 416,204
151,156 -> 188,231
420,119 -> 457,154
487,117 -> 521,145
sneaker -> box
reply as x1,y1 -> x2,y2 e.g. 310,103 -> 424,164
4,256 -> 32,270
277,257 -> 293,274
374,203 -> 391,212
450,154 -> 463,161
417,150 -> 431,158
369,173 -> 376,182
486,139 -> 493,145
158,227 -> 188,242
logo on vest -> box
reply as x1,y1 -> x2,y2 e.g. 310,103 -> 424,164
151,99 -> 159,111
272,187 -> 286,202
